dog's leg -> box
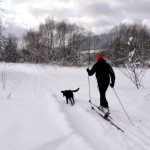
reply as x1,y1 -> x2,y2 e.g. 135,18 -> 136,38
69,98 -> 73,106
72,95 -> 75,105
66,98 -> 68,104
72,97 -> 75,105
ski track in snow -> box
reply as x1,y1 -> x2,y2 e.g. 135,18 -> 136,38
0,63 -> 150,150
52,91 -> 150,150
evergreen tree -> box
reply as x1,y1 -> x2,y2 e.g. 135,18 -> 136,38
4,35 -> 18,62
0,7 -> 5,61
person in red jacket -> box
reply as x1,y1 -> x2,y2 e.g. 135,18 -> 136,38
87,54 -> 115,112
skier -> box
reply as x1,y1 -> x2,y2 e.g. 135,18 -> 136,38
86,54 -> 115,113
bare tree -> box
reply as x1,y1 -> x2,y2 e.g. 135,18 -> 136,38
121,36 -> 148,89
55,21 -> 70,65
108,22 -> 150,89
86,31 -> 93,66
23,30 -> 48,63
22,17 -> 93,66
39,17 -> 55,61
67,24 -> 86,66
92,35 -> 100,61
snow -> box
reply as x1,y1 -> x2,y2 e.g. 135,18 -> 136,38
80,49 -> 101,54
129,37 -> 133,42
129,49 -> 135,59
0,63 -> 150,150
128,37 -> 133,45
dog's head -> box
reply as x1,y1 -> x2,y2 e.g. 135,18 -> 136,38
61,91 -> 66,97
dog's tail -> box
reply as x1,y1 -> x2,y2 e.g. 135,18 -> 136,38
71,88 -> 80,92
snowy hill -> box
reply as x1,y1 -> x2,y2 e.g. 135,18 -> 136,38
0,63 -> 150,150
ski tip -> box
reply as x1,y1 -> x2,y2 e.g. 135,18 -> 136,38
91,106 -> 95,110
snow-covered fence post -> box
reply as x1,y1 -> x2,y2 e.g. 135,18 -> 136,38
7,79 -> 20,99
1,63 -> 6,90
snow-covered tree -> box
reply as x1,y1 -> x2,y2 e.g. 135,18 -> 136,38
121,37 -> 148,89
108,22 -> 150,89
108,22 -> 150,67
22,18 -> 90,66
23,29 -> 46,63
39,17 -> 55,61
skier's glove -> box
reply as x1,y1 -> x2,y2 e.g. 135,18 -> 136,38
86,68 -> 89,73
110,82 -> 114,88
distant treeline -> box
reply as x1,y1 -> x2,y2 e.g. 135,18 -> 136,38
0,17 -> 150,67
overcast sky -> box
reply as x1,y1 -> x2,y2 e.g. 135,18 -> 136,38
1,0 -> 150,37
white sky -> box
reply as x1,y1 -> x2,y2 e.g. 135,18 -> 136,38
1,0 -> 150,37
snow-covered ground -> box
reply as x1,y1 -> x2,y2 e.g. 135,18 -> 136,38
0,63 -> 150,150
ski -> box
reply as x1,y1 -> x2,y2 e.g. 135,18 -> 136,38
91,106 -> 124,132
89,100 -> 112,119
89,100 -> 124,133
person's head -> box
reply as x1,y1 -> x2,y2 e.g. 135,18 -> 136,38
97,54 -> 104,61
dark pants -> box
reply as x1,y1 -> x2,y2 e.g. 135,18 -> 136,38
98,82 -> 109,108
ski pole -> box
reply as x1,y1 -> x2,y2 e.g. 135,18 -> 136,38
88,74 -> 92,110
87,49 -> 92,110
113,88 -> 133,124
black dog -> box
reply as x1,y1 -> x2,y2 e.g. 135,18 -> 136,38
61,88 -> 79,105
